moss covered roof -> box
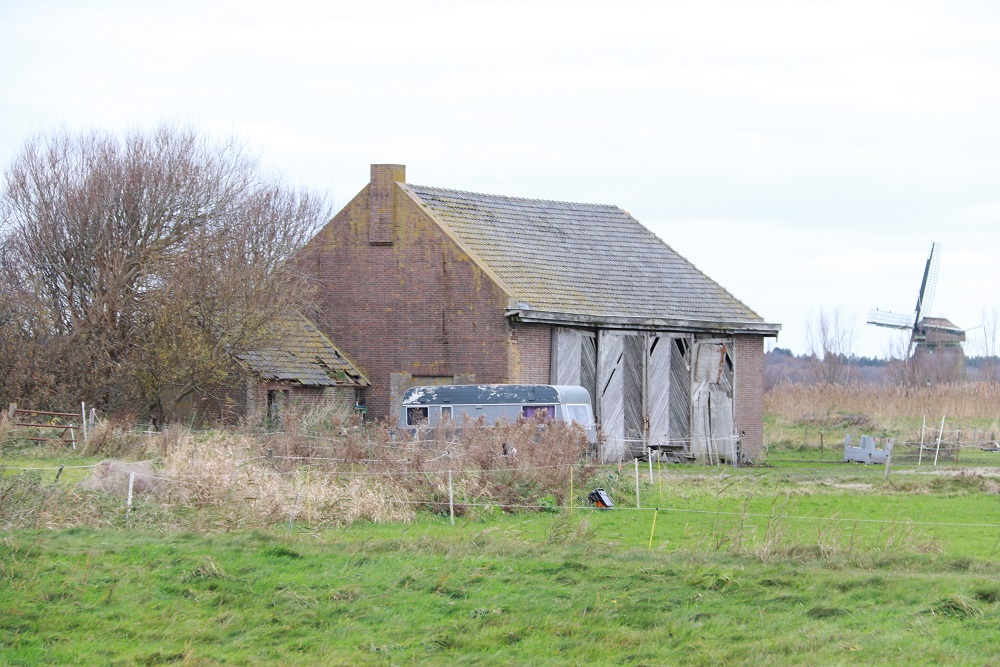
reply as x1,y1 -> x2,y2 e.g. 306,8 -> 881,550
407,184 -> 772,329
238,313 -> 369,387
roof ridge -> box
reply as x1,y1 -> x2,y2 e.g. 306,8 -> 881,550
408,183 -> 620,210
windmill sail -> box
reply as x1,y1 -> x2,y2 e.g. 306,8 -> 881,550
867,309 -> 913,330
913,242 -> 940,328
867,242 -> 944,358
909,243 -> 941,355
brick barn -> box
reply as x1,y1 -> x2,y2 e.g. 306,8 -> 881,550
296,165 -> 780,462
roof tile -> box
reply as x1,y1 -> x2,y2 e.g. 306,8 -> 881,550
237,313 -> 369,387
408,185 -> 765,325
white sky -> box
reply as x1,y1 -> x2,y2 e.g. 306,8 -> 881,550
3,0 -> 999,358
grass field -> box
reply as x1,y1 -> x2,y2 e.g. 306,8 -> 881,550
4,396 -> 1000,665
4,454 -> 1000,665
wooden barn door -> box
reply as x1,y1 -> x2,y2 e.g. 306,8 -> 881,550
690,338 -> 735,463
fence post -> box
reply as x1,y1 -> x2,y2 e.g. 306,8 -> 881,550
81,402 -> 87,442
634,458 -> 640,509
448,470 -> 455,526
648,448 -> 653,484
569,464 -> 573,515
648,508 -> 658,550
883,439 -> 893,481
658,456 -> 662,500
934,415 -> 946,466
126,471 -> 135,516
7,403 -> 15,420
918,415 -> 926,466
287,492 -> 299,536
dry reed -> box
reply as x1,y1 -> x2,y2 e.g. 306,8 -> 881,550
766,381 -> 1000,422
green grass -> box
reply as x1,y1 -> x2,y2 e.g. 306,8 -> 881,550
4,438 -> 1000,664
3,517 -> 1000,666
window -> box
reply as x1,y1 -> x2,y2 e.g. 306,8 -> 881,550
440,406 -> 452,421
267,389 -> 290,424
565,404 -> 592,428
522,405 -> 555,420
406,406 -> 429,426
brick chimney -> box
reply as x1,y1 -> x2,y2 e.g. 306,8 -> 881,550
368,164 -> 406,245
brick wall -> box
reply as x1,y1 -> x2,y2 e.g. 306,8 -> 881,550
295,165 -> 518,421
733,334 -> 765,461
510,323 -> 552,383
245,383 -> 357,424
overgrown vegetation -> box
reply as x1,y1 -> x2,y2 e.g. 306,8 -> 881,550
0,126 -> 328,421
1,406 -> 595,531
764,381 -> 1000,464
766,381 -> 1000,422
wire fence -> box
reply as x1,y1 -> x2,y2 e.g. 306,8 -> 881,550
4,407 -> 1000,550
5,454 -> 1000,533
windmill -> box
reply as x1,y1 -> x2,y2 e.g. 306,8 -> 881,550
867,242 -> 966,359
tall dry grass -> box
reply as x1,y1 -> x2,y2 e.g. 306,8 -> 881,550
2,408 -> 596,530
766,381 -> 1000,423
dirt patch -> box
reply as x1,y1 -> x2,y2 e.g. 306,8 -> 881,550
828,482 -> 874,491
905,467 -> 1000,478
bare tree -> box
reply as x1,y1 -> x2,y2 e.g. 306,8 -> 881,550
975,307 -> 1000,384
883,330 -> 915,386
805,308 -> 857,384
0,126 -> 329,419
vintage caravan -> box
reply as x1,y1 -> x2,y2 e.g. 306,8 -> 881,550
397,384 -> 595,441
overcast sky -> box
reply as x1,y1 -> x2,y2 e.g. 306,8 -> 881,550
3,0 -> 998,358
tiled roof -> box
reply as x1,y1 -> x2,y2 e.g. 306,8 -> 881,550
407,185 -> 770,328
237,313 -> 369,387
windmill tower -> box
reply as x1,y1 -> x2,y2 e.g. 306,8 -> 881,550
867,243 -> 966,382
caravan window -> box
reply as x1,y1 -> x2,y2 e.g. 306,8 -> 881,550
440,406 -> 453,421
565,404 -> 592,428
522,405 -> 555,420
406,407 -> 429,426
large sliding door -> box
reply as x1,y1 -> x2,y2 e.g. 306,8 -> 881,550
552,326 -> 732,463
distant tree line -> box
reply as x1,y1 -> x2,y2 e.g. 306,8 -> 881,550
0,126 -> 329,422
766,347 -> 1000,388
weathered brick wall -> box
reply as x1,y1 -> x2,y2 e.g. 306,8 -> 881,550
733,334 -> 765,461
511,323 -> 552,383
295,165 -> 517,421
244,383 -> 358,424
181,381 -> 356,426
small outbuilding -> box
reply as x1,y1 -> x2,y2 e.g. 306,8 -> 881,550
237,312 -> 369,423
